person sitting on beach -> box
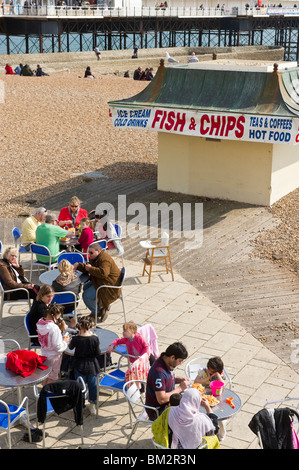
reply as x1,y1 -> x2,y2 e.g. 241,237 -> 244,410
58,196 -> 88,230
133,66 -> 142,80
146,68 -> 154,81
84,66 -> 95,79
35,65 -> 49,76
5,64 -> 15,75
20,64 -> 34,76
14,63 -> 23,75
187,52 -> 199,63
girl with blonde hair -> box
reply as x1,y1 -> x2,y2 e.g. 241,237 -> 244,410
52,259 -> 82,315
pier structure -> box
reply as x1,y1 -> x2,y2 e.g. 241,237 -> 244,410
1,3 -> 299,60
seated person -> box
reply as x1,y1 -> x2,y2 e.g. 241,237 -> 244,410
0,246 -> 39,300
5,64 -> 15,75
167,388 -> 219,449
94,210 -> 124,256
28,284 -> 55,345
22,207 -> 47,251
58,196 -> 88,229
74,242 -> 121,322
35,213 -> 73,263
52,259 -> 82,315
193,356 -> 226,388
77,217 -> 94,255
187,52 -> 199,63
145,342 -> 190,420
107,321 -> 150,364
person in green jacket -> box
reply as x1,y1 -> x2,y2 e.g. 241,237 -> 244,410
35,213 -> 73,263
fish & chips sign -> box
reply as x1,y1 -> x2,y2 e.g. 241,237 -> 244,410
109,106 -> 299,145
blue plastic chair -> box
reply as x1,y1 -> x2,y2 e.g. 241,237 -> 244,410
57,252 -> 84,265
0,397 -> 32,449
24,311 -> 40,351
30,243 -> 65,281
0,240 -> 2,258
51,291 -> 79,323
96,355 -> 128,418
95,266 -> 126,324
12,227 -> 28,262
33,377 -> 86,448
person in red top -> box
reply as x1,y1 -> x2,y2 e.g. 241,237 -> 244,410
5,64 -> 15,75
57,196 -> 88,229
78,217 -> 94,255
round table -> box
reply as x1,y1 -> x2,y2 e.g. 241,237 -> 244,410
199,388 -> 242,421
64,327 -> 118,369
0,357 -> 52,403
39,269 -> 89,285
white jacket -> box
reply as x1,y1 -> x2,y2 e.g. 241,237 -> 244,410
36,318 -> 67,359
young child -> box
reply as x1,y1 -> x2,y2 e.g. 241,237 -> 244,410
193,356 -> 225,387
77,217 -> 94,255
193,356 -> 227,441
36,303 -> 69,385
68,317 -> 102,415
107,321 -> 150,364
28,284 -> 55,345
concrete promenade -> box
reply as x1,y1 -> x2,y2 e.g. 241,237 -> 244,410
0,249 -> 298,451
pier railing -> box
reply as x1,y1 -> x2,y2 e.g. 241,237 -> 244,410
0,4 -> 282,18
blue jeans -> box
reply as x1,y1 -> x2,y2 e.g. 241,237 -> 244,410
82,281 -> 100,315
74,369 -> 97,404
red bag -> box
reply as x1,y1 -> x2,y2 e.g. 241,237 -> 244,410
6,350 -> 48,377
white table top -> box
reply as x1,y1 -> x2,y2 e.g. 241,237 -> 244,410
199,388 -> 242,421
64,327 -> 118,356
39,269 -> 88,285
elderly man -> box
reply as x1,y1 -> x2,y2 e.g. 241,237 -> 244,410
74,242 -> 121,322
35,213 -> 73,263
187,51 -> 199,63
22,207 -> 47,251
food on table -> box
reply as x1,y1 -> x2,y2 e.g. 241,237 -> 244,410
226,397 -> 235,408
192,383 -> 205,393
202,394 -> 219,406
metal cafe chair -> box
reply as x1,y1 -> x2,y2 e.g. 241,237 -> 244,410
0,280 -> 31,327
24,311 -> 40,352
51,291 -> 79,324
57,252 -> 84,265
95,266 -> 126,324
11,226 -> 30,263
29,243 -> 65,281
123,380 -> 159,448
0,396 -> 32,449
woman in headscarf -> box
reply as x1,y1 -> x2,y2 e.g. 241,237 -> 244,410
168,387 -> 218,449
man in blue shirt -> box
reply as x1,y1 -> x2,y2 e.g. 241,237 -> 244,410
145,342 -> 190,420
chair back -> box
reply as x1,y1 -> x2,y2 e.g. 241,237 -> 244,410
52,291 -> 77,306
12,227 -> 22,243
24,311 -> 31,335
30,243 -> 51,257
0,280 -> 4,296
113,224 -> 122,238
57,252 -> 84,265
0,338 -> 21,358
185,356 -> 232,389
123,380 -> 158,421
0,240 -> 2,257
